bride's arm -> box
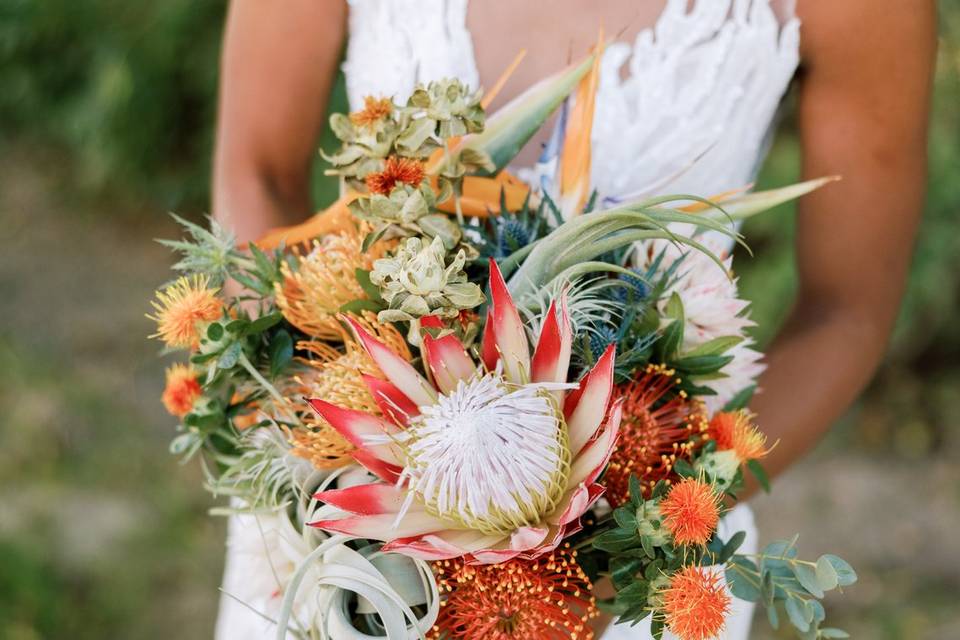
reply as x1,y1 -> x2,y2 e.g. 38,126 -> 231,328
212,0 -> 346,243
747,0 -> 937,489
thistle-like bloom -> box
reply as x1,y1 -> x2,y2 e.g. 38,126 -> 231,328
661,567 -> 730,640
148,275 -> 223,349
161,363 -> 202,417
708,410 -> 770,463
352,182 -> 436,229
275,229 -> 388,341
349,95 -> 393,129
366,156 -> 427,195
430,545 -> 597,639
309,260 -> 622,564
659,478 -> 720,546
605,364 -> 708,506
404,78 -> 484,141
371,236 -> 484,324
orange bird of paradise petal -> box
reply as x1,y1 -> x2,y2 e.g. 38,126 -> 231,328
558,28 -> 604,219
481,49 -> 527,110
676,185 -> 753,213
253,195 -> 356,250
436,173 -> 531,217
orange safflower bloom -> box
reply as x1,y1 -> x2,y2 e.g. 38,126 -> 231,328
365,156 -> 426,195
148,275 -> 222,350
660,478 -> 720,546
430,546 -> 597,640
709,410 -> 770,463
661,567 -> 730,640
162,364 -> 202,417
606,364 -> 708,506
349,95 -> 393,128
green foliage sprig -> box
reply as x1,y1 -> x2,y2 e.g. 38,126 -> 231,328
726,537 -> 857,639
585,475 -> 857,640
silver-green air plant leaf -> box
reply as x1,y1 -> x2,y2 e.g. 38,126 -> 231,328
697,176 -> 841,223
504,197 -> 742,305
371,235 -> 484,325
275,538 -> 439,640
206,425 -> 318,514
517,276 -> 624,342
460,53 -> 595,175
501,178 -> 839,306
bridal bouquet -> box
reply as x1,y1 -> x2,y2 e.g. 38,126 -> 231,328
151,45 -> 855,640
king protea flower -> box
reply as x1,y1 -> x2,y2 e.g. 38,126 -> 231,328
308,260 -> 622,564
633,236 -> 764,412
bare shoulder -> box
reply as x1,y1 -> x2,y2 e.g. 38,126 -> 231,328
796,0 -> 937,72
793,0 -> 937,164
788,0 -> 936,311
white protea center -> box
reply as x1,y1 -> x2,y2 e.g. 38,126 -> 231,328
308,266 -> 622,562
398,371 -> 573,535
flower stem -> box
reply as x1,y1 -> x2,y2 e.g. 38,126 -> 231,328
238,351 -> 285,405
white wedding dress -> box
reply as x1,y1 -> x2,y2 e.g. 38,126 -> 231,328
216,1 -> 800,638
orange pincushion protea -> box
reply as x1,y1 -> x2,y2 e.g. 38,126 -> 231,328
161,363 -> 202,417
430,545 -> 597,640
148,275 -> 222,350
289,315 -> 410,470
659,478 -> 720,547
605,364 -> 708,506
349,95 -> 393,128
661,567 -> 730,640
708,410 -> 770,463
288,426 -> 355,470
365,156 -> 427,195
275,228 -> 389,341
292,351 -> 382,469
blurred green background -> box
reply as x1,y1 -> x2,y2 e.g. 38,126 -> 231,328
1,2 -> 958,639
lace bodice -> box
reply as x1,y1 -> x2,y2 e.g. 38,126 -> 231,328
344,0 -> 800,203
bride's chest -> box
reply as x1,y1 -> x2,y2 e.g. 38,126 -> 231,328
344,0 -> 800,197
465,0 -> 667,109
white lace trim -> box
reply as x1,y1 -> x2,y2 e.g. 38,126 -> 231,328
344,0 -> 479,107
344,0 -> 799,203
592,0 -> 800,203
